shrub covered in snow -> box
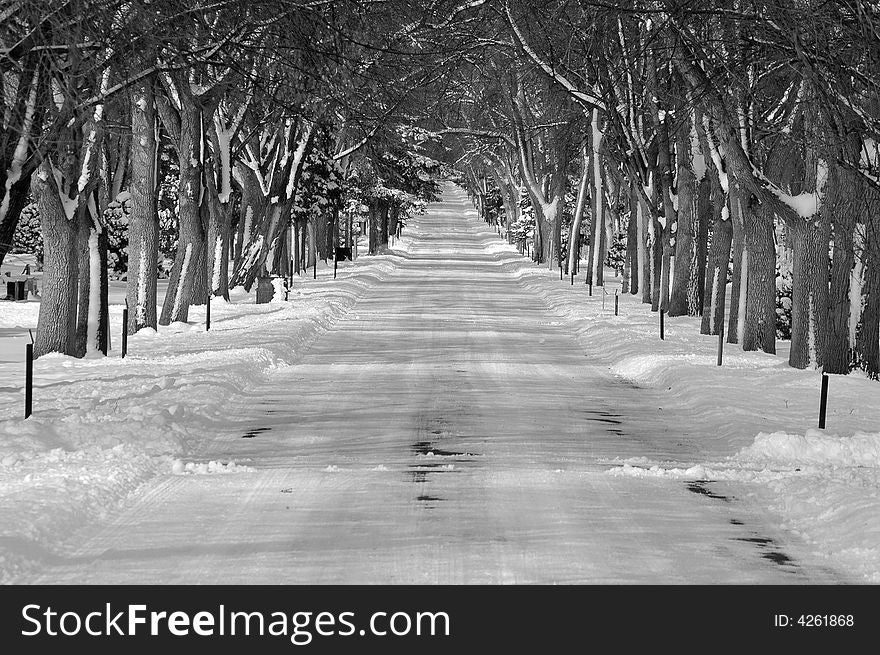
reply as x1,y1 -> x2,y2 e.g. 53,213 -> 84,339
776,263 -> 792,340
10,203 -> 42,267
604,227 -> 628,276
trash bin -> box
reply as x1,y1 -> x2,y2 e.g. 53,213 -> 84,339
6,279 -> 27,300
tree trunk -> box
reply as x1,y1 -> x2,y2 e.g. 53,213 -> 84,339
368,202 -> 380,254
204,121 -> 232,300
232,166 -> 268,284
379,201 -> 390,251
587,110 -> 605,286
856,212 -> 880,378
32,162 -> 80,358
742,203 -> 776,353
824,159 -> 859,374
726,187 -> 747,343
695,174 -> 710,314
255,276 -> 274,304
74,220 -> 91,358
669,115 -> 700,317
160,103 -> 205,325
651,214 -> 663,311
701,193 -> 733,335
205,193 -> 231,300
636,189 -> 651,303
127,78 -> 159,332
788,217 -> 830,369
626,189 -> 638,294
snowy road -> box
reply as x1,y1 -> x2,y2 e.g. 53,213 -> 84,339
30,188 -> 844,584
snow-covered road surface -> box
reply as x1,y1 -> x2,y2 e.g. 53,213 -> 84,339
28,188 -> 844,583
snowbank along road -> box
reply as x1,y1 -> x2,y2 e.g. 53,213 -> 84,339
30,186 -> 844,583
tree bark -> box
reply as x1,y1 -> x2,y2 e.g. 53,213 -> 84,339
626,188 -> 639,295
669,112 -> 700,317
726,186 -> 747,343
824,150 -> 860,373
701,191 -> 733,335
32,162 -> 80,358
587,109 -> 606,286
126,78 -> 159,332
742,202 -> 776,353
159,97 -> 205,325
788,216 -> 830,369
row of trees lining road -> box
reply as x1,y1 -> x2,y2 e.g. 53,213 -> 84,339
430,1 -> 880,377
3,1 -> 879,380
1,0 -> 447,358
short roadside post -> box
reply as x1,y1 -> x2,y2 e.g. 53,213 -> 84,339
660,309 -> 665,340
206,294 -> 211,331
25,337 -> 33,419
614,290 -> 619,316
818,373 -> 829,429
122,303 -> 129,358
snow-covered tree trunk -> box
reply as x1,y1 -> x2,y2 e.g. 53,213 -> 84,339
231,165 -> 267,282
700,178 -> 732,335
159,98 -> 205,325
586,109 -> 606,286
726,186 -> 747,344
204,181 -> 231,300
126,78 -> 159,332
204,118 -> 238,301
635,187 -> 652,304
567,148 -> 590,277
625,188 -> 639,295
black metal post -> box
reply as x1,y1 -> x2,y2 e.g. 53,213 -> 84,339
206,294 -> 211,331
25,342 -> 33,419
615,291 -> 619,316
588,282 -> 592,296
122,307 -> 128,358
818,373 -> 829,429
717,322 -> 725,366
660,309 -> 665,340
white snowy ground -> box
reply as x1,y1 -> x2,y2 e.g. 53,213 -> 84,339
1,184 -> 878,583
0,244 -> 404,582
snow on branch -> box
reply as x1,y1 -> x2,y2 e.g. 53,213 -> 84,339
284,121 -> 314,201
756,160 -> 828,219
504,4 -> 606,112
428,0 -> 487,29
